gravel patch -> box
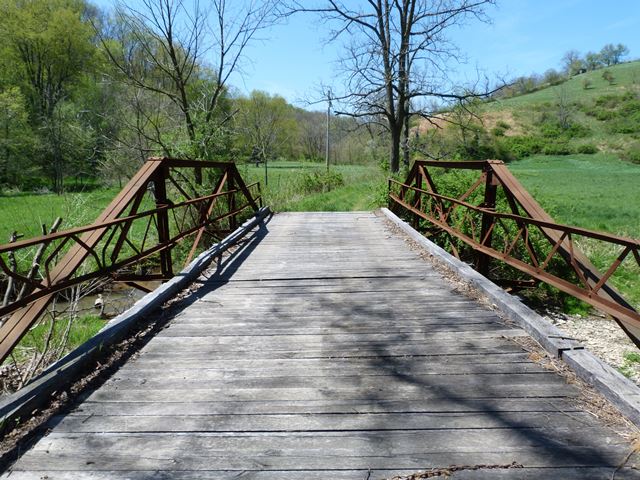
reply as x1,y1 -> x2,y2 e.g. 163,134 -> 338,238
543,309 -> 640,385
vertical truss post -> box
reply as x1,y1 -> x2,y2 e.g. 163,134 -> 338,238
153,165 -> 173,279
412,170 -> 423,230
228,174 -> 237,231
476,168 -> 498,277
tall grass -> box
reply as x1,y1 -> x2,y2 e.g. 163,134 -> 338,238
508,154 -> 640,237
239,161 -> 387,212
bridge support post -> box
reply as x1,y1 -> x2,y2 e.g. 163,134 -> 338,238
228,175 -> 237,231
476,169 -> 497,277
412,171 -> 422,230
153,165 -> 174,279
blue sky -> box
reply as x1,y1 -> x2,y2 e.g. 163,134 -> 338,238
236,0 -> 640,104
94,1 -> 640,106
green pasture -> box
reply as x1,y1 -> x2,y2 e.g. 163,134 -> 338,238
0,188 -> 120,242
508,153 -> 640,308
508,154 -> 640,237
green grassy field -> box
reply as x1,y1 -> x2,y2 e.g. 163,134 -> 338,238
0,188 -> 120,242
508,153 -> 640,237
240,161 -> 387,212
508,154 -> 640,308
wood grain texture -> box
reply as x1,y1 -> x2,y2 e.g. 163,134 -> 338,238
4,212 -> 640,479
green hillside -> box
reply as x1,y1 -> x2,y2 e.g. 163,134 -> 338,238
479,61 -> 640,238
489,61 -> 640,108
500,65 -> 640,308
483,61 -> 640,162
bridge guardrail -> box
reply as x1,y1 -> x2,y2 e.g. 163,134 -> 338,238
0,157 -> 261,366
389,160 -> 640,347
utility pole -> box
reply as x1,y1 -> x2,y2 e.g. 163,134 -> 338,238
325,88 -> 332,171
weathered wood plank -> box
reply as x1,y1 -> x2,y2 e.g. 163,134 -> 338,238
111,360 -> 548,378
97,371 -> 566,391
82,383 -> 578,403
4,468 -> 640,480
50,410 -> 601,433
10,431 -> 634,470
122,351 -> 534,368
138,332 -> 528,346
71,397 -> 584,416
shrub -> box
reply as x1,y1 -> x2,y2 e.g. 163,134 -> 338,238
621,142 -> 640,164
595,93 -> 624,108
609,113 -> 640,134
577,144 -> 598,154
539,122 -> 563,138
539,120 -> 589,138
301,170 -> 345,193
498,136 -> 543,159
602,70 -> 615,85
565,122 -> 591,137
585,108 -> 615,121
491,126 -> 506,137
620,99 -> 640,116
541,142 -> 574,155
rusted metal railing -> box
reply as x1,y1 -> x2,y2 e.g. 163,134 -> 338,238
389,160 -> 640,347
0,157 -> 262,364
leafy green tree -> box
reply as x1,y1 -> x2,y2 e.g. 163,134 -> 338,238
584,51 -> 604,71
0,87 -> 38,187
600,43 -> 629,66
236,91 -> 298,163
1,0 -> 96,119
0,0 -> 98,191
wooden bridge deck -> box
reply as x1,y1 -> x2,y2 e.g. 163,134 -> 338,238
4,212 -> 640,479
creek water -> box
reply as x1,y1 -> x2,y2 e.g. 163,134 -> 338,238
50,282 -> 161,319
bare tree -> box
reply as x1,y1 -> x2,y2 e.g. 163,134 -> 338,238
98,0 -> 282,175
297,110 -> 325,160
555,85 -> 573,130
290,0 -> 496,172
561,49 -> 582,75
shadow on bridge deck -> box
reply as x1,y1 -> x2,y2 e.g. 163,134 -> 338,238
3,212 -> 639,479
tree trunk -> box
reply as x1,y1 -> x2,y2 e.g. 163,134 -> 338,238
390,125 -> 401,173
402,110 -> 410,167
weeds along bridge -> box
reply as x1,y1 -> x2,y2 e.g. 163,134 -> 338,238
1,159 -> 640,478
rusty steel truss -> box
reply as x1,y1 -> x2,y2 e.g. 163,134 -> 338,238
0,157 -> 262,364
389,159 -> 640,347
